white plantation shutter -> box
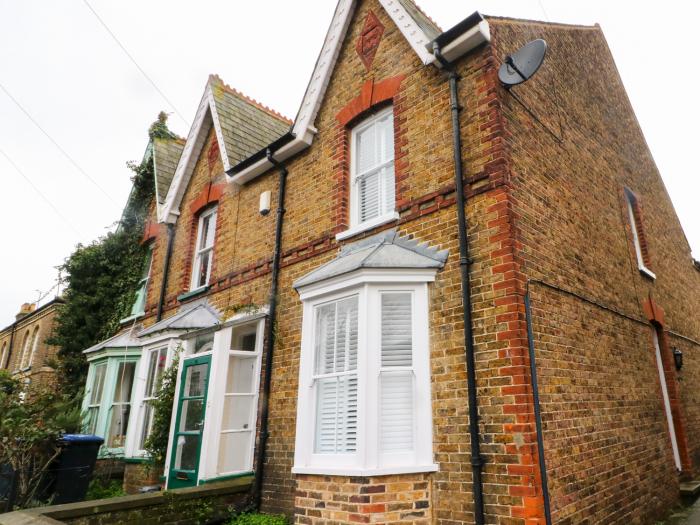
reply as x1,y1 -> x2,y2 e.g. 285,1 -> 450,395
354,109 -> 395,224
314,296 -> 359,453
380,293 -> 414,453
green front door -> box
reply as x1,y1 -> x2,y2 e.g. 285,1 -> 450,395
167,355 -> 211,489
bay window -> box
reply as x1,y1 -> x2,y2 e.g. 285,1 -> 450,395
294,276 -> 435,475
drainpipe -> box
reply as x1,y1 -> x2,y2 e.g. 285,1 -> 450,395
4,323 -> 16,370
433,42 -> 485,525
252,147 -> 288,508
156,223 -> 175,322
524,283 -> 553,525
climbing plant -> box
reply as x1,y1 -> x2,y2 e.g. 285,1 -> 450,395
144,348 -> 181,467
47,112 -> 175,398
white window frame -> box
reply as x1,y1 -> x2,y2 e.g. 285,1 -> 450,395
293,269 -> 437,476
124,336 -> 179,459
337,107 -> 398,241
137,346 -> 168,452
624,189 -> 655,280
191,206 -> 218,290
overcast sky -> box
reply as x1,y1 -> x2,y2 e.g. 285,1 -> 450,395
0,1 -> 698,327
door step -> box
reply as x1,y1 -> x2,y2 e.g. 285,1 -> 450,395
680,481 -> 700,497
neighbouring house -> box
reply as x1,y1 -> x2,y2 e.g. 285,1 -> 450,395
0,299 -> 64,392
77,1 -> 700,524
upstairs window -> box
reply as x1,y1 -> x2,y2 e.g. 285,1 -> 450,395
191,207 -> 217,290
0,342 -> 6,369
130,245 -> 153,317
351,107 -> 395,229
624,188 -> 655,279
19,327 -> 39,370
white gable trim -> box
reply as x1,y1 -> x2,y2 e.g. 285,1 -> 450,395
231,0 -> 488,186
160,81 -> 230,224
378,0 -> 435,65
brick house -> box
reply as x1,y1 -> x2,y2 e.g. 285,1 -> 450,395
0,299 -> 64,391
79,1 -> 700,523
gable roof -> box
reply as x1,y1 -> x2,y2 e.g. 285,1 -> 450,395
137,302 -> 220,338
228,0 -> 490,185
161,75 -> 291,223
294,229 -> 448,289
153,136 -> 185,209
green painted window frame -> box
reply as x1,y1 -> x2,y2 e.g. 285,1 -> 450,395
81,348 -> 141,458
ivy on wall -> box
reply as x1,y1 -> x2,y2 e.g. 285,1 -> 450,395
47,113 -> 176,398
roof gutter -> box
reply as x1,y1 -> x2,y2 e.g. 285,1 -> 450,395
226,131 -> 304,185
427,12 -> 490,67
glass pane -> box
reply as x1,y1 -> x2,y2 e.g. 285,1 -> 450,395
199,215 -> 211,249
232,325 -> 257,352
194,333 -> 214,354
141,247 -> 153,279
357,124 -> 377,173
184,363 -> 208,397
113,362 -> 136,403
85,407 -> 100,435
314,297 -> 358,375
380,372 -> 414,452
174,434 -> 199,471
107,404 -> 130,447
225,356 -> 256,394
144,349 -> 166,397
314,374 -> 358,454
139,402 -> 153,450
90,364 -> 107,404
130,280 -> 147,316
381,164 -> 395,215
196,250 -> 211,288
217,431 -> 252,474
380,113 -> 394,161
179,399 -> 204,432
359,171 -> 380,222
381,292 -> 412,367
222,395 -> 255,431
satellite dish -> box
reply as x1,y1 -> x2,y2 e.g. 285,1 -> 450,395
498,39 -> 547,88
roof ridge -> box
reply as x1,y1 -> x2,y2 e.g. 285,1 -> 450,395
484,14 -> 598,30
208,74 -> 293,125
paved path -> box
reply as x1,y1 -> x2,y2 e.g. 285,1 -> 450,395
664,499 -> 700,525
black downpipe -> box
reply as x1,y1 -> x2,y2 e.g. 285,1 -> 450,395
433,43 -> 486,525
253,148 -> 288,508
4,323 -> 16,370
156,223 -> 175,322
523,286 -> 553,525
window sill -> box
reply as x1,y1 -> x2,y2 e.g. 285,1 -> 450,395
119,313 -> 144,325
639,265 -> 656,280
335,212 -> 399,241
291,463 -> 439,476
177,285 -> 210,302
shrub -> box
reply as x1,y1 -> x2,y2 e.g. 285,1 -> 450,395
0,371 -> 81,509
85,479 -> 125,501
227,513 -> 289,525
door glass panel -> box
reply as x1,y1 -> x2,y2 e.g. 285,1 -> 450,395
184,364 -> 207,396
217,431 -> 252,474
222,395 -> 254,431
179,399 -> 204,432
225,356 -> 256,394
174,434 -> 200,471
